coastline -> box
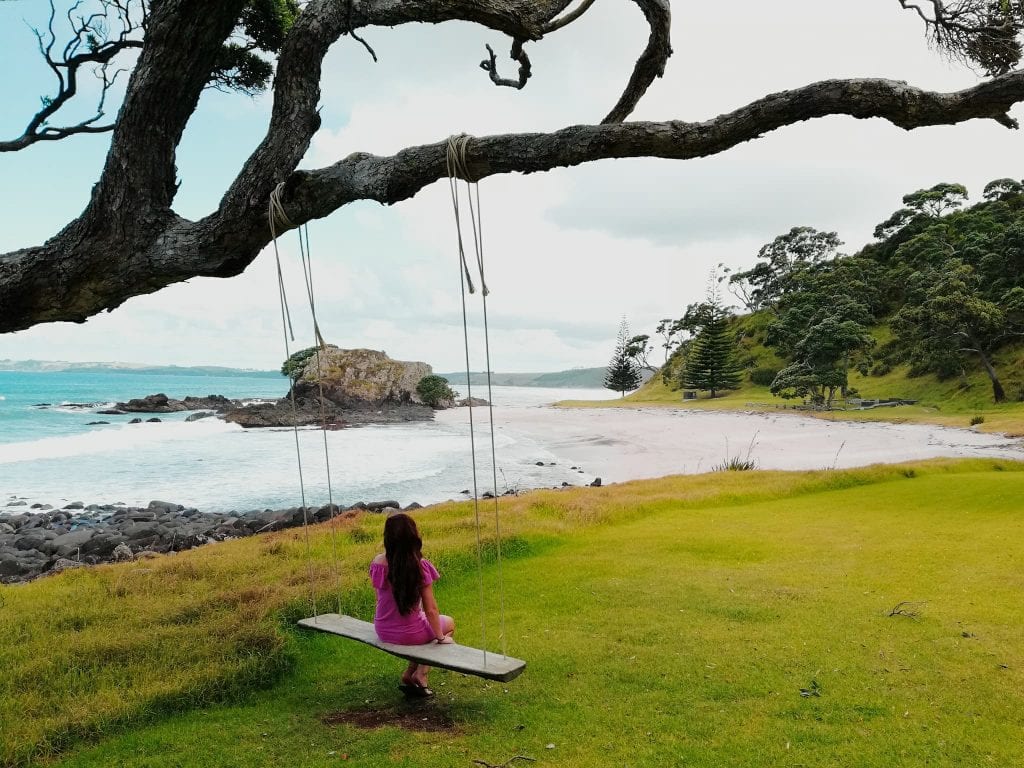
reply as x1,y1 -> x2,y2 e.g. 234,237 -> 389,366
438,400 -> 1024,485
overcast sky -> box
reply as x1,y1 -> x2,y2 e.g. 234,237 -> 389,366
1,1 -> 1023,372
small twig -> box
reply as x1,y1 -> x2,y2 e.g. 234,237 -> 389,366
830,440 -> 846,470
889,600 -> 927,619
347,29 -> 377,62
472,757 -> 536,768
344,0 -> 377,62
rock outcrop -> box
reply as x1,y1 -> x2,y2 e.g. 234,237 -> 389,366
293,347 -> 432,407
115,393 -> 239,413
223,348 -> 435,428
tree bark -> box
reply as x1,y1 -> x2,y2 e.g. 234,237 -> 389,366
970,340 -> 1007,402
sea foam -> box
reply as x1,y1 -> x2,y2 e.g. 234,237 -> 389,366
0,418 -> 242,464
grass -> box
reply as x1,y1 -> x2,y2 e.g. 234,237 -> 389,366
2,459 -> 1024,766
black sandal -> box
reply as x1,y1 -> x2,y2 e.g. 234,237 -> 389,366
398,683 -> 434,698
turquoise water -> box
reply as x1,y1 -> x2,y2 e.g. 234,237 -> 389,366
0,370 -> 285,444
0,371 -> 606,512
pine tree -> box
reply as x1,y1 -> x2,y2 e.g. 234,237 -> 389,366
604,317 -> 642,397
681,289 -> 742,398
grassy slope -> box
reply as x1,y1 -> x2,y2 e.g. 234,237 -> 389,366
2,460 -> 1023,767
564,323 -> 1024,436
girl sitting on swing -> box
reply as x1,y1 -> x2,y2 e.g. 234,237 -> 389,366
370,512 -> 455,696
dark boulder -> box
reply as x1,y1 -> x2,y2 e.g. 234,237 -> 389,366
115,393 -> 186,413
364,500 -> 401,512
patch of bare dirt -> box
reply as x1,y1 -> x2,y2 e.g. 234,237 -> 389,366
322,705 -> 458,733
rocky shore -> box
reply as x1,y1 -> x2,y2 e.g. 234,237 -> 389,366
0,497 -> 420,584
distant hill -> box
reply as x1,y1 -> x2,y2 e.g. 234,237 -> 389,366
440,367 -> 609,389
0,360 -> 281,378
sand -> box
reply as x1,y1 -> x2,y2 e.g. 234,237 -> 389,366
436,404 -> 1024,485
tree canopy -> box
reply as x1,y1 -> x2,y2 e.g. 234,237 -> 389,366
5,0 -> 1024,334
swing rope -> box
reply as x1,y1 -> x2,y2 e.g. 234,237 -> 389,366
268,184 -> 318,619
296,222 -> 344,616
269,144 -> 510,663
446,135 -> 508,658
447,141 -> 489,667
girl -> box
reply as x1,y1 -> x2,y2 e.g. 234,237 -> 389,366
370,512 -> 455,696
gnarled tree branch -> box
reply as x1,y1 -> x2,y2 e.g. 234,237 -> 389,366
4,70 -> 1024,333
480,40 -> 532,89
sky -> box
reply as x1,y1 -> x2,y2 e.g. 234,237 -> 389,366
1,1 -> 1023,372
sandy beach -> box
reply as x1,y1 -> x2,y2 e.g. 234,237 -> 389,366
437,404 -> 1024,485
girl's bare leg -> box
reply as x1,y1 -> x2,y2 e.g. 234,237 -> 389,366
401,660 -> 418,686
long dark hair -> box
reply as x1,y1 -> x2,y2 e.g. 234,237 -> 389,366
384,513 -> 424,615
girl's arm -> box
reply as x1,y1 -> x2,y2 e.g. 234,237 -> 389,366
420,583 -> 452,643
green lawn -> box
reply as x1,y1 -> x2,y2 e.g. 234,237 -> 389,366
5,461 -> 1021,767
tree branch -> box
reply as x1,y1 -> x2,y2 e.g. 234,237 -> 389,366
897,0 -> 1024,76
480,40 -> 531,89
5,70 -> 1024,333
0,0 -> 145,152
603,0 -> 671,123
284,71 -> 1024,222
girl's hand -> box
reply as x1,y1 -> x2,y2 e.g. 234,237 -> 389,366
436,636 -> 454,644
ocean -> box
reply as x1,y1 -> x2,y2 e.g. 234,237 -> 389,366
0,370 -> 607,512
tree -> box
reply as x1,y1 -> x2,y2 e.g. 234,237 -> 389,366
624,334 -> 657,372
654,318 -> 685,362
281,346 -> 317,379
605,318 -> 642,397
726,227 -> 843,311
983,177 -> 1024,201
5,1 -> 1024,333
770,313 -> 875,407
891,259 -> 1024,402
416,375 -> 459,408
681,290 -> 741,398
873,182 -> 969,239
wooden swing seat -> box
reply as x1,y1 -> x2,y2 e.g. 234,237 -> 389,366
298,613 -> 526,683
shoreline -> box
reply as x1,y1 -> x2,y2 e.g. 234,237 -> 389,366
555,395 -> 1024,438
438,400 -> 1024,486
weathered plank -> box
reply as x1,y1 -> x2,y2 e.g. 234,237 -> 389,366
297,613 -> 526,683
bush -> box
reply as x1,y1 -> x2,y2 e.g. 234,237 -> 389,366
281,347 -> 318,379
416,375 -> 459,408
749,366 -> 780,386
870,361 -> 893,377
970,415 -> 985,426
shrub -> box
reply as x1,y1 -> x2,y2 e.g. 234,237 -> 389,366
970,415 -> 985,426
280,347 -> 318,379
749,366 -> 780,386
870,361 -> 892,377
713,455 -> 758,472
416,375 -> 459,408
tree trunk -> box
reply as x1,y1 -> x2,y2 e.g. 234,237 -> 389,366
976,348 -> 1006,403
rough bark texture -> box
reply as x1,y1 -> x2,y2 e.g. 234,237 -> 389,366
3,0 -> 1024,333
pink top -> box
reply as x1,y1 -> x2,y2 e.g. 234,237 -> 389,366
370,557 -> 441,645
